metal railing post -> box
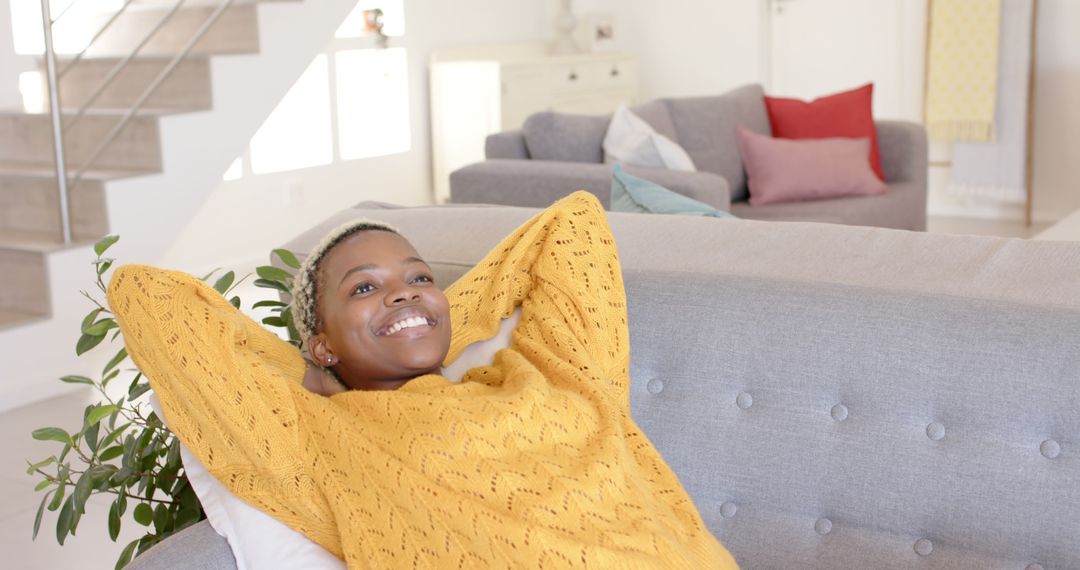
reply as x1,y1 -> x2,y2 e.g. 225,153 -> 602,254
40,0 -> 73,245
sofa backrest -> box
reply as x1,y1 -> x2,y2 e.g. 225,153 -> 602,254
282,201 -> 1080,569
659,84 -> 772,201
511,84 -> 772,202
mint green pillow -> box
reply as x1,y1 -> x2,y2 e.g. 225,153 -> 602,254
610,164 -> 736,218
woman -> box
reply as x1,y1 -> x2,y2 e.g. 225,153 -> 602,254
110,192 -> 737,568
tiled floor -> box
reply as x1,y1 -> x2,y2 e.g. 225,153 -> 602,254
0,215 -> 1069,569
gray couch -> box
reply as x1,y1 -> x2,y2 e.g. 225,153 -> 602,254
450,84 -> 928,231
129,202 -> 1079,569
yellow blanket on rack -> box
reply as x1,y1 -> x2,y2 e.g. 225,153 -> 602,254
925,0 -> 1002,142
108,192 -> 737,569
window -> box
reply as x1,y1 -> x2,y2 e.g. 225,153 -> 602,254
227,0 -> 410,180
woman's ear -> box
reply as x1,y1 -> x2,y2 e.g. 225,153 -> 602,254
309,335 -> 337,367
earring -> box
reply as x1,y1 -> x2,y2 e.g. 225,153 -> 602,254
325,356 -> 333,365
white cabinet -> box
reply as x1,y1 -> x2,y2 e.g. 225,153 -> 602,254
429,44 -> 638,202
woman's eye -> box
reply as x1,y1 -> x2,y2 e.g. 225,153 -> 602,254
412,275 -> 434,285
352,283 -> 375,295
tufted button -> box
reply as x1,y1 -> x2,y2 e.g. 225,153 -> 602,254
736,392 -> 753,410
830,404 -> 849,422
814,518 -> 833,535
1025,564 -> 1044,570
646,378 -> 664,394
719,501 -> 737,518
913,538 -> 934,556
1040,439 -> 1061,459
926,422 -> 946,441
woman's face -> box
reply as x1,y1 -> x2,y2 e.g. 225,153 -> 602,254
310,230 -> 451,390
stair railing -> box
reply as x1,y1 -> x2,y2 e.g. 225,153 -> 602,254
38,0 -> 237,245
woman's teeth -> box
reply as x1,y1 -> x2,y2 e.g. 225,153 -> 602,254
385,316 -> 430,335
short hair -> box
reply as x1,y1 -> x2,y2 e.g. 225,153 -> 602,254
290,219 -> 400,346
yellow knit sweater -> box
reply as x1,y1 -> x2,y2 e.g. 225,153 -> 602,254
109,192 -> 737,569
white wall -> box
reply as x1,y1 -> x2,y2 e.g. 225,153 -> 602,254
607,0 -> 765,99
159,0 -> 549,272
1031,0 -> 1080,221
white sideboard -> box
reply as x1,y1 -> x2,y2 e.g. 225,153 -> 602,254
429,44 -> 638,203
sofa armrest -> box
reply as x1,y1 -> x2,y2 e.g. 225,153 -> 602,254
876,120 -> 928,185
449,159 -> 732,210
485,130 -> 530,159
125,520 -> 236,570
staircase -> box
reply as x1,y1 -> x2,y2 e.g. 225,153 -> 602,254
0,0 -> 357,409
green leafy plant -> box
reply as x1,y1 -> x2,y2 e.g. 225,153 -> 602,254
27,235 -> 301,569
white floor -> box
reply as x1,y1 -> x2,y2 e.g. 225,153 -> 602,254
0,214 -> 1069,569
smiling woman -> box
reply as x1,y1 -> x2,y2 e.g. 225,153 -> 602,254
298,222 -> 453,391
107,192 -> 737,568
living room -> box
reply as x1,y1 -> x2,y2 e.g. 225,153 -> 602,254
1,0 -> 1078,568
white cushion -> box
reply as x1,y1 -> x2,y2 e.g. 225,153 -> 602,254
148,309 -> 521,569
602,105 -> 696,171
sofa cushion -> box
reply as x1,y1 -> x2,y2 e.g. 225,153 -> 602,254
663,84 -> 772,202
522,111 -> 610,163
603,106 -> 696,171
610,164 -> 734,217
736,127 -> 885,206
764,83 -> 884,180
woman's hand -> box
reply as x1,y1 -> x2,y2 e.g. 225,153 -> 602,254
302,361 -> 347,396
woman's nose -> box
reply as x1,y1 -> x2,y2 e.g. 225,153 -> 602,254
386,285 -> 420,305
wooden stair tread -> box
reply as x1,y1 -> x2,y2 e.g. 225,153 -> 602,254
0,229 -> 97,252
0,307 -> 48,331
0,161 -> 156,181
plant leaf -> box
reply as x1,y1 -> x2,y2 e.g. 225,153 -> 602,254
84,422 -> 100,453
127,382 -> 151,401
75,332 -> 106,356
86,404 -> 119,427
32,490 -> 52,540
261,316 -> 287,328
253,278 -> 290,294
229,296 -> 241,309
56,495 -> 74,545
80,308 -> 102,334
256,265 -> 292,282
83,319 -> 117,336
48,480 -> 66,511
59,375 -> 94,386
93,235 -> 119,256
98,422 -> 131,450
32,427 -> 72,445
273,248 -> 301,269
212,270 -> 235,294
26,456 -> 57,475
108,499 -> 121,541
34,480 -> 51,492
96,259 -> 113,277
73,472 -> 92,515
115,538 -> 140,570
132,502 -> 153,526
98,445 -> 124,462
252,300 -> 287,309
102,348 -> 128,377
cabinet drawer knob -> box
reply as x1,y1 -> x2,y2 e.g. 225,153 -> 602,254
610,68 -> 620,77
568,72 -> 578,81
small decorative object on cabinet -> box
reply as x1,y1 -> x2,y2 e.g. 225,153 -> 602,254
429,44 -> 637,202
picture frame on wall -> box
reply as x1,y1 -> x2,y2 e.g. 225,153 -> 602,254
581,12 -> 617,52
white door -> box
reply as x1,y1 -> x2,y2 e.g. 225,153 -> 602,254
766,0 -> 926,121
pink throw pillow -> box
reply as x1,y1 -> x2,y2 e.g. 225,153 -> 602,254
736,126 -> 886,207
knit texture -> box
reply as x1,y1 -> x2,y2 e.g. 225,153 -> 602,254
108,192 -> 737,569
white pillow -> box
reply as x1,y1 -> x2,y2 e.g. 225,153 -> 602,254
148,309 -> 521,569
602,105 -> 696,171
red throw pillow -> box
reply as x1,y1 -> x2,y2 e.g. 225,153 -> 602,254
763,83 -> 884,181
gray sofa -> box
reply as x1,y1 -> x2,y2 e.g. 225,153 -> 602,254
450,84 -> 928,231
129,202 -> 1079,569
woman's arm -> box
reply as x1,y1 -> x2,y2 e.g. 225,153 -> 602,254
108,265 -> 340,552
444,191 -> 631,403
